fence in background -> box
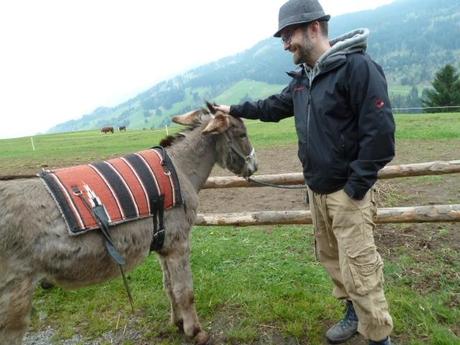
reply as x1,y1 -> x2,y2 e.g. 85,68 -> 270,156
196,160 -> 460,226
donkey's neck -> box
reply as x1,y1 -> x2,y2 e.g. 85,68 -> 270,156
168,128 -> 217,192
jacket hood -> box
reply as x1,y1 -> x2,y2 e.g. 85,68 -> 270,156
305,28 -> 369,79
324,28 -> 369,59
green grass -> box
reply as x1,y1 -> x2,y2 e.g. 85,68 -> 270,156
29,226 -> 460,344
214,80 -> 285,105
1,112 -> 458,166
395,113 -> 460,140
0,128 -> 183,174
246,112 -> 460,147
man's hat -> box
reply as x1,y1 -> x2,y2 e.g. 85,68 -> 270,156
274,0 -> 330,37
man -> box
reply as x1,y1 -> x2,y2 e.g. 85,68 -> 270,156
214,0 -> 395,344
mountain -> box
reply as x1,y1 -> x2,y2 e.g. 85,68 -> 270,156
49,0 -> 460,133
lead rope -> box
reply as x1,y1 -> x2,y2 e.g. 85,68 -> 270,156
246,177 -> 307,190
222,133 -> 307,191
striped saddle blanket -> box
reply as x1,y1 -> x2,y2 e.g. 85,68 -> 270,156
40,147 -> 182,235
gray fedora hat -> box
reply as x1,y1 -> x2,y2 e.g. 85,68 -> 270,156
274,0 -> 330,37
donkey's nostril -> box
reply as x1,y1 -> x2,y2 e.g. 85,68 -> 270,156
247,159 -> 258,176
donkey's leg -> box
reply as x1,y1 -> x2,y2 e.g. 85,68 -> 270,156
0,270 -> 35,345
158,256 -> 183,330
159,246 -> 209,345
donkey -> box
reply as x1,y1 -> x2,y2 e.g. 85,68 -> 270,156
0,104 -> 257,345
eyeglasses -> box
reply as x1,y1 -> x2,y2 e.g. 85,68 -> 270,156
281,25 -> 300,44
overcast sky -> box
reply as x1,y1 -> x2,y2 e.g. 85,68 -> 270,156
0,0 -> 394,139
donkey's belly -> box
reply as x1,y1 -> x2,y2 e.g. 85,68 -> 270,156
41,219 -> 153,288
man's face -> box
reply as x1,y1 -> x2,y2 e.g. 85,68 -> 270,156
282,24 -> 315,65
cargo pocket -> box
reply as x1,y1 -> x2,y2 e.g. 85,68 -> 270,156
347,246 -> 383,296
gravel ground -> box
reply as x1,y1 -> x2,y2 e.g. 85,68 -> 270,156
24,326 -> 144,345
23,327 -> 83,345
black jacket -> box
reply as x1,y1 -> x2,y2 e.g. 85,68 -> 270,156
230,29 -> 395,200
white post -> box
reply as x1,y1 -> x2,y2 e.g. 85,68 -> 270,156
30,137 -> 36,151
165,125 -> 169,136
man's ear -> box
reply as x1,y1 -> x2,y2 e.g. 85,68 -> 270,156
202,113 -> 231,134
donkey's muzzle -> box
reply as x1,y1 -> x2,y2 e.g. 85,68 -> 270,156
241,148 -> 258,177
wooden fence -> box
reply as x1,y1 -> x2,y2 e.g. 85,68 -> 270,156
196,160 -> 460,226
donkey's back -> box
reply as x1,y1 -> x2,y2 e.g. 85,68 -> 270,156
0,169 -> 199,285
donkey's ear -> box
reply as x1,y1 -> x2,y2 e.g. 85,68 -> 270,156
172,109 -> 202,126
202,113 -> 231,134
205,101 -> 217,114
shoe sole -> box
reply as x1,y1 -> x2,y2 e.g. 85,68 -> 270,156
326,332 -> 358,344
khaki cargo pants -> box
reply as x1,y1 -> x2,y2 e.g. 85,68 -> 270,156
307,187 -> 393,341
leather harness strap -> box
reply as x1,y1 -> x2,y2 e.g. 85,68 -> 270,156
149,146 -> 168,252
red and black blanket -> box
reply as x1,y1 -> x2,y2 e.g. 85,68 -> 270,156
40,147 -> 182,235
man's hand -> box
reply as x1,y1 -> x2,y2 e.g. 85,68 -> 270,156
213,104 -> 231,114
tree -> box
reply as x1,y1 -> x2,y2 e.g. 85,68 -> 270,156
406,86 -> 421,110
422,64 -> 460,112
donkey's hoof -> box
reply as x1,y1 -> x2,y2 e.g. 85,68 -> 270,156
194,330 -> 210,345
174,319 -> 184,333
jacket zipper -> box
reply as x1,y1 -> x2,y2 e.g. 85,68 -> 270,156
306,92 -> 311,153
306,74 -> 314,156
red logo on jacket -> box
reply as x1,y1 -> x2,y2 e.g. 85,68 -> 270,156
375,98 -> 385,109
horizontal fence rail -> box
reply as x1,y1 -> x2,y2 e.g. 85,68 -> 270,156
204,160 -> 460,189
196,204 -> 460,226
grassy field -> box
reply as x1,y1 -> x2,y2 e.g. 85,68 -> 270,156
214,80 -> 285,105
1,113 -> 459,175
1,113 -> 460,345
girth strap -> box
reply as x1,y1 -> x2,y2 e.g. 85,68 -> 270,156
149,145 -> 169,252
150,195 -> 165,252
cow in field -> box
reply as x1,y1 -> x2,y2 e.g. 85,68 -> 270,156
101,126 -> 114,134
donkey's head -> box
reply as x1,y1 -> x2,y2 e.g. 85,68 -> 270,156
172,103 -> 257,178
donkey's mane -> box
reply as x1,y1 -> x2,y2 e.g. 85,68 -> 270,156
159,125 -> 197,148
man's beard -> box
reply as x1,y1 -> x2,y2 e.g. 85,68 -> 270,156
293,37 -> 315,65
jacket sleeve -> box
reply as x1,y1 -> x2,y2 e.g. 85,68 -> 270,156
229,85 -> 294,122
344,55 -> 395,200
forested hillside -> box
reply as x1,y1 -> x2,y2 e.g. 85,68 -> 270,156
49,0 -> 460,133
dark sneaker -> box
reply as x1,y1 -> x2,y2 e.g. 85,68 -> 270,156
326,300 -> 359,344
369,337 -> 392,345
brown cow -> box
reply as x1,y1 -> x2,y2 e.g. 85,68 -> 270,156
101,126 -> 114,134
